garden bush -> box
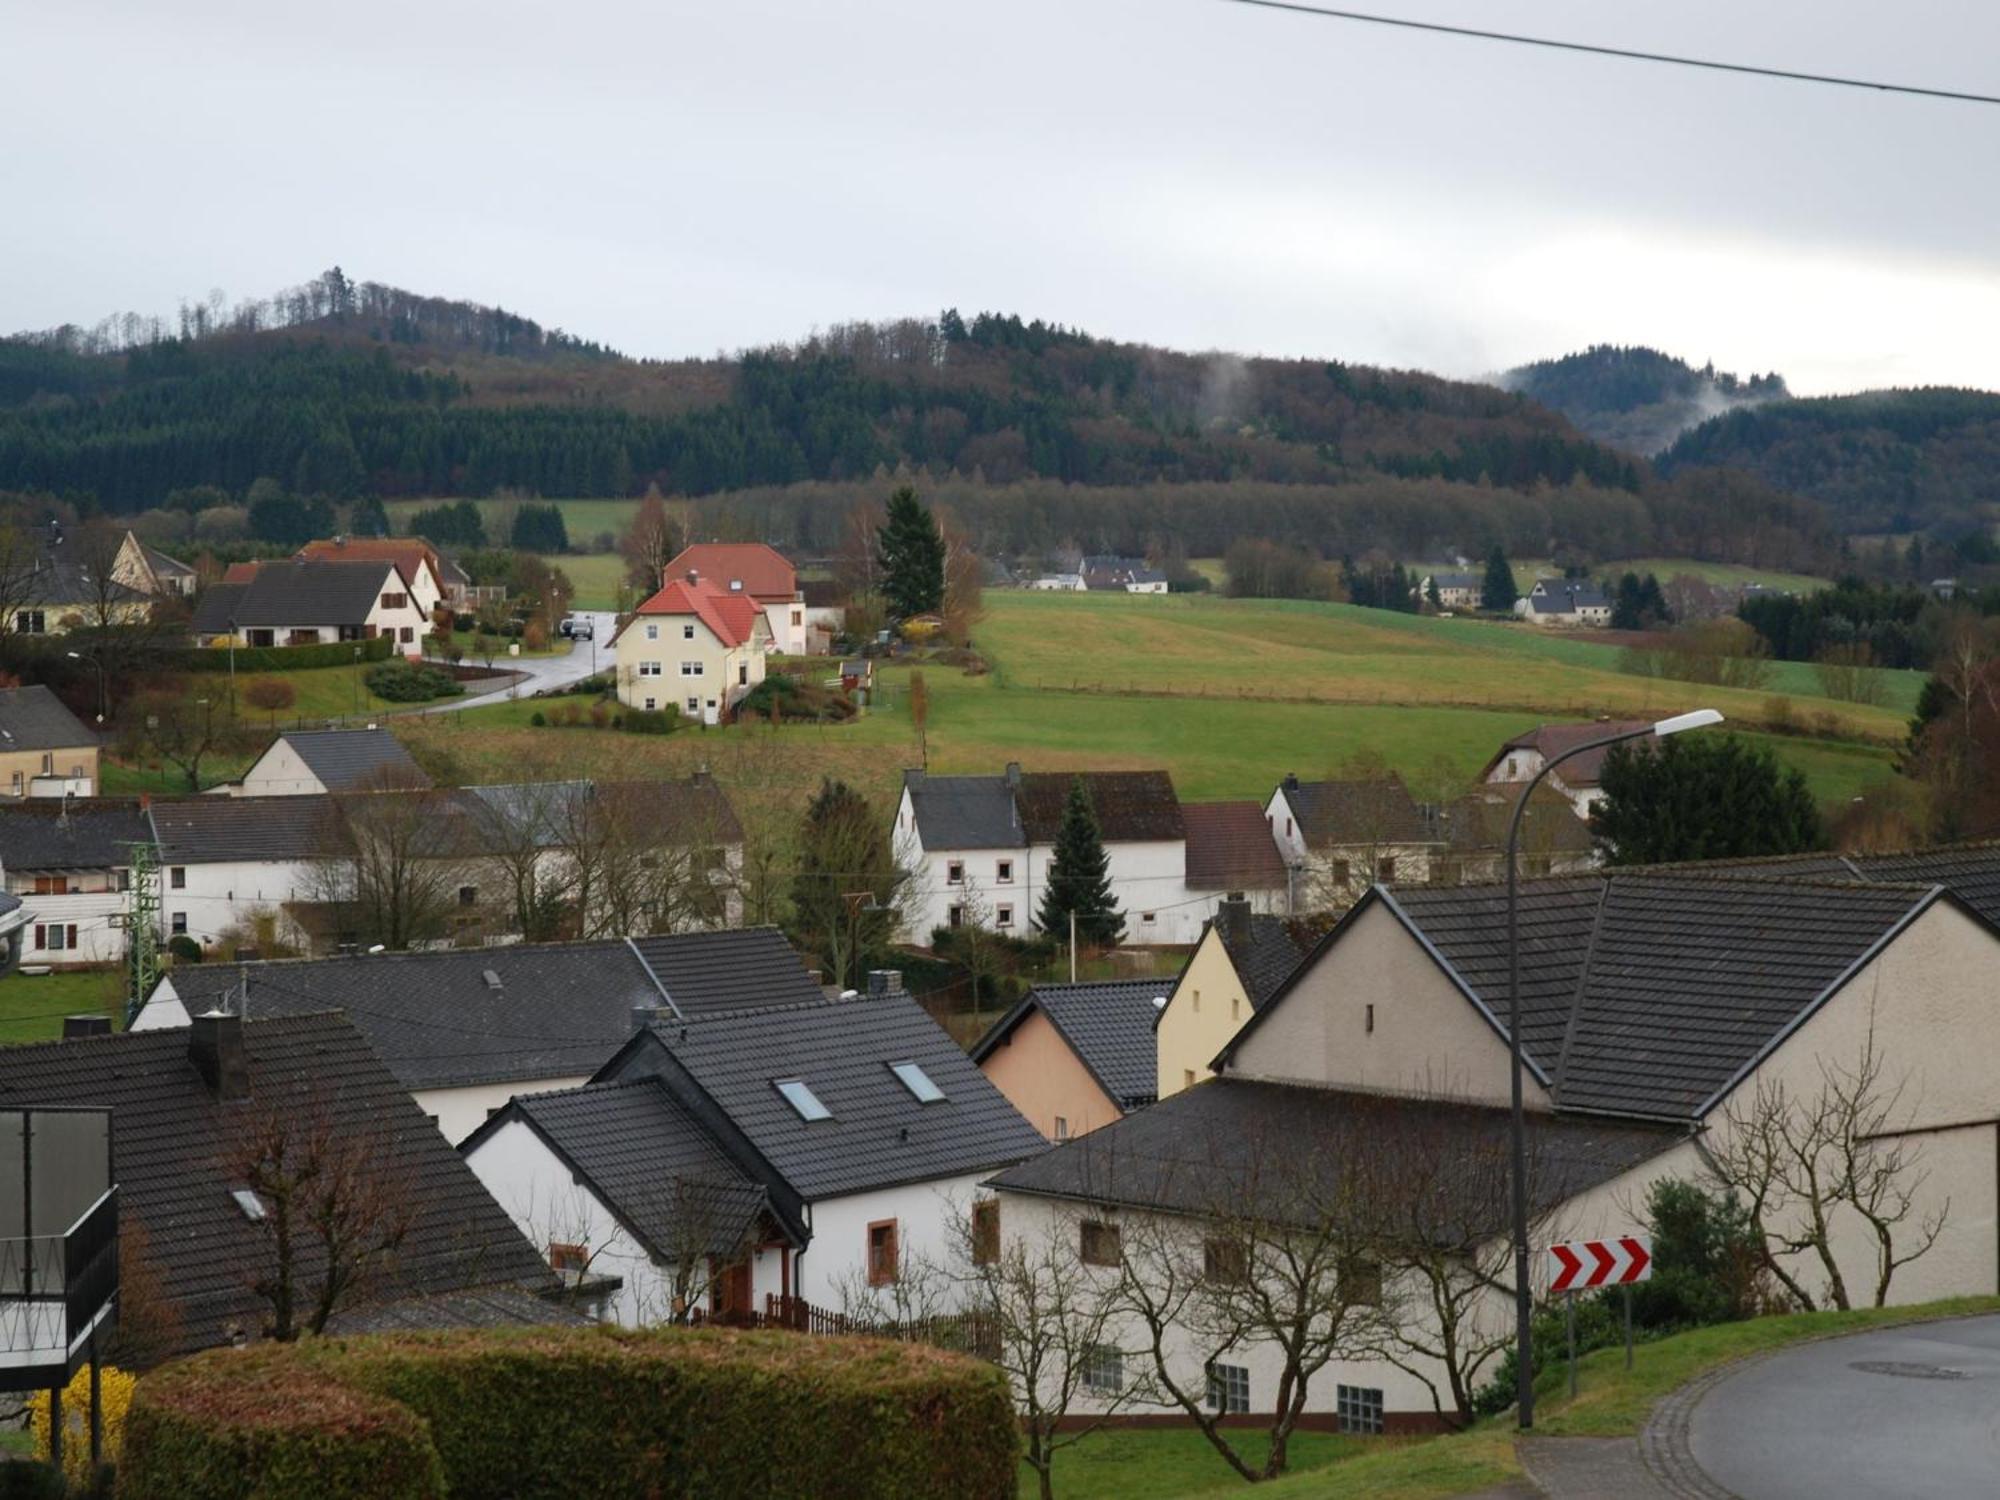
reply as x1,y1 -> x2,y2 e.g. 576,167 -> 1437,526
122,1325 -> 1016,1500
30,1362 -> 136,1489
176,636 -> 397,673
167,935 -> 203,964
363,662 -> 464,703
621,707 -> 680,735
739,675 -> 855,723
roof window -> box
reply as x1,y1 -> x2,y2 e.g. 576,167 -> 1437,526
231,1187 -> 268,1222
775,1078 -> 832,1121
889,1060 -> 945,1103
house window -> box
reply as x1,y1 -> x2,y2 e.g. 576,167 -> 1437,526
790,608 -> 802,626
548,1241 -> 588,1273
382,592 -> 408,610
458,885 -> 477,907
170,867 -> 186,890
1343,1257 -> 1385,1307
32,876 -> 70,896
15,610 -> 45,634
1204,1238 -> 1247,1283
996,904 -> 1013,927
638,661 -> 662,677
996,860 -> 1013,883
645,623 -> 660,640
1083,1346 -> 1124,1394
643,697 -> 657,711
889,1060 -> 946,1103
947,905 -> 964,928
971,1200 -> 1000,1266
947,861 -> 965,884
1183,1068 -> 1196,1089
686,696 -> 700,715
682,623 -> 696,639
170,913 -> 187,935
33,924 -> 78,952
1079,1220 -> 1120,1268
1230,995 -> 1240,1021
1053,1116 -> 1069,1142
1192,988 -> 1200,1013
729,579 -> 743,592
1376,857 -> 1397,881
1141,912 -> 1155,926
1207,1362 -> 1250,1414
1330,859 -> 1351,886
39,753 -> 53,776
774,1078 -> 832,1121
737,663 -> 748,685
400,626 -> 415,643
867,1219 -> 900,1285
680,661 -> 704,676
1284,817 -> 1292,838
1335,1384 -> 1384,1435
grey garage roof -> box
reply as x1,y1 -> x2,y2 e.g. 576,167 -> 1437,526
972,978 -> 1169,1111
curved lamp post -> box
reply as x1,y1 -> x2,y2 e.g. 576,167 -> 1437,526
64,650 -> 107,724
1509,707 -> 1722,1427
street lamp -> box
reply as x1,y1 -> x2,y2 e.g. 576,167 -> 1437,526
1507,707 -> 1722,1428
64,651 -> 106,723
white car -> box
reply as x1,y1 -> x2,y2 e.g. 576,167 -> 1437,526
560,615 -> 594,641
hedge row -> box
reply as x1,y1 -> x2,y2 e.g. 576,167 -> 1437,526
177,635 -> 399,673
121,1325 -> 1018,1500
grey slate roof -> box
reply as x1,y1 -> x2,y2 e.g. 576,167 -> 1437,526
1223,913 -> 1307,1009
1623,844 -> 2000,929
972,978 -> 1169,1110
1279,774 -> 1434,848
190,558 -> 400,630
0,798 -> 151,870
604,992 -> 1045,1201
903,771 -> 1024,851
0,1013 -> 555,1354
149,795 -> 345,863
270,727 -> 430,792
1232,873 -> 1955,1122
158,927 -> 823,1092
483,1075 -> 793,1260
0,685 -> 96,751
990,1078 -> 1685,1228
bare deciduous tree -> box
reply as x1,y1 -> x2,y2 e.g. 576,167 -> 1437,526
312,773 -> 476,950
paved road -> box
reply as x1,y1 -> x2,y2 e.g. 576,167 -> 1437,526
1688,1315 -> 2000,1499
425,610 -> 617,713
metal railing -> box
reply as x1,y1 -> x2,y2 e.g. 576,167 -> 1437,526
0,1187 -> 118,1364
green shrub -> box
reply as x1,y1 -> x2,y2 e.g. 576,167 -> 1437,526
166,935 -> 203,964
529,710 -> 546,727
739,675 -> 855,723
363,662 -> 464,703
621,707 -> 680,735
0,1463 -> 68,1500
177,636 -> 397,673
122,1326 -> 1015,1500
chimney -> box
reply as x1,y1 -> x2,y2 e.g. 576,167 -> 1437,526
1003,762 -> 1022,790
686,567 -> 699,586
867,969 -> 904,1000
190,1009 -> 250,1101
631,1003 -> 661,1033
1217,894 -> 1253,953
1282,772 -> 1300,793
62,1015 -> 111,1040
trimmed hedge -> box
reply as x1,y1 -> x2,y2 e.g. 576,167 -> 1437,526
363,661 -> 463,702
178,636 -> 398,673
123,1325 -> 1017,1500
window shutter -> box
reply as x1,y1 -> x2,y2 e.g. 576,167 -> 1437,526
33,925 -> 43,949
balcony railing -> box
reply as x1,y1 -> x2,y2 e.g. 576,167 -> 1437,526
0,1187 -> 118,1384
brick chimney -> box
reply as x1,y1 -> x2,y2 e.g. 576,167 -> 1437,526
1217,894 -> 1253,953
867,969 -> 904,1000
189,1009 -> 250,1101
1282,772 -> 1300,793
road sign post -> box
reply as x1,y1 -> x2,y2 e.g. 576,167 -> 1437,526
1546,1234 -> 1653,1394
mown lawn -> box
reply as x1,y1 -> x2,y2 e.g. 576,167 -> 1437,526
1022,1429 -> 1365,1500
560,552 -> 629,610
0,969 -> 124,1043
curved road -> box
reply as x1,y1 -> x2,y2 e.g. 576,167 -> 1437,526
422,610 -> 618,713
1689,1314 -> 2000,1499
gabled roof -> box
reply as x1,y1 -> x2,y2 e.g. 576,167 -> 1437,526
158,928 -> 823,1092
663,543 -> 798,601
0,798 -> 150,870
603,993 -> 1044,1201
628,579 -> 764,649
1221,913 -> 1308,1009
901,771 -> 1024,851
1621,842 -> 2000,929
1479,721 -> 1652,789
988,1077 -> 1684,1226
971,978 -> 1169,1110
137,540 -> 196,580
189,559 -> 402,631
24,533 -> 147,608
264,727 -> 430,792
467,1075 -> 799,1261
0,685 -> 96,751
1425,572 -> 1481,590
297,538 -> 442,592
1224,872 -> 1966,1122
1276,774 -> 1433,848
0,1013 -> 555,1354
1183,801 -> 1288,890
1016,771 -> 1184,844
149,795 -> 345,864
1427,786 -> 1595,855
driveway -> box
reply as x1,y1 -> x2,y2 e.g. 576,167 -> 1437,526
426,610 -> 617,713
1687,1314 -> 2000,1499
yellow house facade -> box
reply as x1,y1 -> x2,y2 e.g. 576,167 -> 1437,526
613,579 -> 770,726
1155,897 -> 1306,1100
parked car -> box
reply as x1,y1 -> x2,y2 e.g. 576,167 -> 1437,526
560,615 -> 594,641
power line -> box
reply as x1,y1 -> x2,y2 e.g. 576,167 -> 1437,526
1221,0 -> 2000,107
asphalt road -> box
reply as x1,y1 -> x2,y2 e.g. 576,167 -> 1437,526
427,610 -> 617,713
1688,1315 -> 2000,1499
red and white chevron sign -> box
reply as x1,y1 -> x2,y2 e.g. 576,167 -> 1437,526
1547,1235 -> 1652,1293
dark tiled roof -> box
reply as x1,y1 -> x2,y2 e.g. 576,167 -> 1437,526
190,558 -> 399,630
0,686 -> 96,751
1481,722 -> 1651,789
149,795 -> 345,863
1621,843 -> 2000,929
1280,775 -> 1433,848
138,542 -> 196,580
271,728 -> 430,792
1183,802 -> 1287,890
25,534 -> 148,608
1017,771 -> 1184,844
190,581 -> 248,630
1428,787 -> 1595,855
0,1013 -> 554,1354
972,978 -> 1168,1110
594,776 -> 744,846
902,771 -> 1023,851
630,927 -> 827,1017
0,799 -> 150,870
497,1076 -> 786,1260
609,994 -> 1045,1201
990,1078 -> 1684,1227
1223,914 -> 1307,1009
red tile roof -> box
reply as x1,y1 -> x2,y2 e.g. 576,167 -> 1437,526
1183,801 -> 1288,890
222,560 -> 260,584
663,543 -> 796,602
299,538 -> 440,591
631,579 -> 764,648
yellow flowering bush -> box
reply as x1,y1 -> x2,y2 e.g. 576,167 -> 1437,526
29,1362 -> 134,1484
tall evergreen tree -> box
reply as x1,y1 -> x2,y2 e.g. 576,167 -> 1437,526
1591,735 -> 1823,865
876,485 -> 945,618
788,778 -> 905,990
1037,778 -> 1124,945
1481,545 -> 1518,613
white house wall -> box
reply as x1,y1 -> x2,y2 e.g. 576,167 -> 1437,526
162,859 -> 326,951
420,1076 -> 593,1146
798,1171 -> 990,1310
18,892 -> 126,966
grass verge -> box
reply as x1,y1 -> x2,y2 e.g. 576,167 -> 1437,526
0,968 -> 125,1043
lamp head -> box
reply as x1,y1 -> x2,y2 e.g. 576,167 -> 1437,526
1652,709 -> 1724,738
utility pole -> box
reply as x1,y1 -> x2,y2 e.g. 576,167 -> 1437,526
125,840 -> 160,1025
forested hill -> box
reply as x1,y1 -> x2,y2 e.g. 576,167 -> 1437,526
0,270 -> 1835,568
1659,388 -> 2000,537
1502,345 -> 1788,457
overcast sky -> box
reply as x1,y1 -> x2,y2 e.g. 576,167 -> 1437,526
7,0 -> 1999,395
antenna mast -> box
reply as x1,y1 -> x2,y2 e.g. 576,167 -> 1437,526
125,840 -> 161,1025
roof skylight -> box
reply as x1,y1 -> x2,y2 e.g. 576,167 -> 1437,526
775,1078 -> 832,1121
231,1187 -> 268,1222
889,1060 -> 946,1104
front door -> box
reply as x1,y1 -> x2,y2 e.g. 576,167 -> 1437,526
712,1258 -> 753,1321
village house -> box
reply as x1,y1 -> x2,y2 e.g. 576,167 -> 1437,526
12,524 -> 155,634
237,725 -> 431,797
111,530 -> 197,598
896,764 -> 1199,944
989,865 -> 2000,1431
1264,773 -> 1441,905
1425,784 -> 1599,882
297,536 -> 450,619
1181,800 -> 1291,916
1081,556 -> 1169,594
1028,573 -> 1086,592
190,557 -> 430,657
1515,577 -> 1612,627
0,1011 -> 568,1357
148,794 -> 339,955
661,542 -> 831,656
1480,720 -> 1651,818
0,798 -> 150,966
1153,893 -> 1306,1100
970,978 -> 1170,1143
611,577 -> 770,724
134,925 -> 827,1142
1418,571 -> 1481,609
0,685 -> 100,797
463,974 -> 1044,1322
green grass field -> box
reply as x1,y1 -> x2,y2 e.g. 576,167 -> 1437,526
384,497 -> 641,544
560,553 -> 629,609
0,969 -> 123,1042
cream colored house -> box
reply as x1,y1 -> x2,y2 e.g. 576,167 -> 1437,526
971,978 -> 1169,1142
1154,896 -> 1303,1100
611,578 -> 770,726
990,866 -> 2000,1431
0,686 -> 99,798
